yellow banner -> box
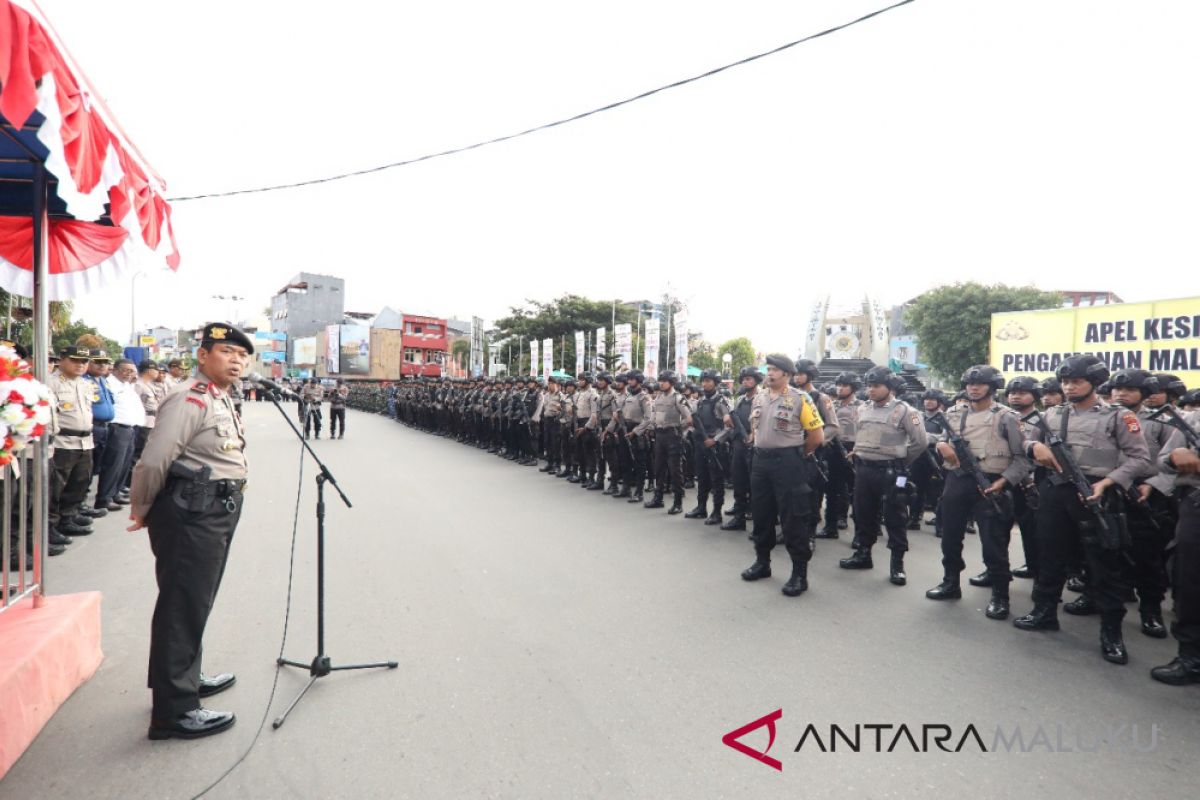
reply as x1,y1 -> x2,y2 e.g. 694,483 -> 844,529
990,297 -> 1200,387
139,335 -> 156,346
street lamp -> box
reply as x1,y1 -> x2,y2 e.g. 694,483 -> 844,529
722,352 -> 732,379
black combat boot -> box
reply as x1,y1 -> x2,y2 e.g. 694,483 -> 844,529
629,487 -> 644,503
614,484 -> 632,499
815,526 -> 839,540
602,479 -> 617,495
668,495 -> 684,515
1150,655 -> 1200,686
539,461 -> 554,472
781,562 -> 808,596
721,512 -> 746,531
985,587 -> 1010,620
1140,605 -> 1167,639
741,557 -> 772,581
968,570 -> 993,587
1100,618 -> 1129,665
925,580 -> 962,600
724,504 -> 745,518
567,469 -> 582,484
644,491 -> 664,509
684,500 -> 708,519
1012,602 -> 1060,631
1064,594 -> 1097,615
906,518 -> 921,531
705,506 -> 723,526
1066,574 -> 1086,594
839,547 -> 873,570
889,551 -> 907,586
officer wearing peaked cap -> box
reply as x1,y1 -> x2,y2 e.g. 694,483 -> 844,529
130,323 -> 253,741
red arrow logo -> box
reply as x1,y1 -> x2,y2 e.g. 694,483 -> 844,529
722,709 -> 783,771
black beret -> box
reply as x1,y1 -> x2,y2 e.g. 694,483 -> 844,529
764,354 -> 794,374
200,322 -> 254,355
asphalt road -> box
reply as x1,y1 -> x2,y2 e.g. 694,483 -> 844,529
4,404 -> 1199,799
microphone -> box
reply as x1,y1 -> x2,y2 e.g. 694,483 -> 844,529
249,372 -> 296,398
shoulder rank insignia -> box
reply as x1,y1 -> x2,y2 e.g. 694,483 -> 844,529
191,381 -> 209,393
186,396 -> 206,409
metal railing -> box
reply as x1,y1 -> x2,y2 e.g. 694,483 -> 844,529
1,440 -> 50,613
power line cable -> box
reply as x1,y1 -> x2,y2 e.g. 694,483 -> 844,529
168,0 -> 915,202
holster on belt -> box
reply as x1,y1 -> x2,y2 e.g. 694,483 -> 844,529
168,461 -> 214,513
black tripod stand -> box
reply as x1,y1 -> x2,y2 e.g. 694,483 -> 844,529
260,388 -> 396,730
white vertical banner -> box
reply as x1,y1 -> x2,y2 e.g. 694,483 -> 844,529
595,326 -> 606,371
530,339 -> 539,377
542,338 -> 553,378
674,309 -> 688,376
614,323 -> 632,370
644,310 -> 660,380
574,330 -> 585,375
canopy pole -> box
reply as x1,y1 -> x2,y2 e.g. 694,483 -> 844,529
31,160 -> 49,606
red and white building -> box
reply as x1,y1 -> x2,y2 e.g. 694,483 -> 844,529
400,314 -> 448,377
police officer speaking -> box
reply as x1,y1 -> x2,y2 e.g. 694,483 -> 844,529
129,323 -> 253,740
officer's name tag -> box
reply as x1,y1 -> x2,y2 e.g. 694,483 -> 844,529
896,476 -> 907,488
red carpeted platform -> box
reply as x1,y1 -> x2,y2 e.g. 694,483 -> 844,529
0,592 -> 103,779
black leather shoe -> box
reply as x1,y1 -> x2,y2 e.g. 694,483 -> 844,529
586,480 -> 604,491
48,542 -> 67,557
1066,575 -> 1086,594
839,549 -> 873,570
815,528 -> 839,539
198,672 -> 236,698
1012,564 -> 1033,579
889,553 -> 907,586
684,505 -> 708,519
58,520 -> 93,536
668,500 -> 683,515
1140,608 -> 1168,639
79,506 -> 107,518
704,510 -> 722,525
1013,604 -> 1060,631
720,516 -> 745,531
566,474 -> 582,484
49,528 -> 73,546
644,494 -> 664,509
741,561 -> 771,581
925,581 -> 962,600
1100,622 -> 1129,665
725,504 -> 745,518
148,708 -> 236,740
614,487 -> 632,498
1064,595 -> 1097,616
782,565 -> 808,596
1150,656 -> 1200,686
986,595 -> 1010,620
906,519 -> 921,531
968,571 -> 992,587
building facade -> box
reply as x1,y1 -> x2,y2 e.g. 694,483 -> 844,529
401,314 -> 448,377
269,273 -> 345,342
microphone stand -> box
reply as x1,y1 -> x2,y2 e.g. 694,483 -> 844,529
257,386 -> 397,730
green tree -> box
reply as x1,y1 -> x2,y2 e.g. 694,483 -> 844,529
451,338 -> 471,373
904,282 -> 1062,380
716,337 -> 757,375
493,295 -> 642,370
688,332 -> 718,371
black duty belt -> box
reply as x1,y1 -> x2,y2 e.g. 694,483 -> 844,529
58,428 -> 92,437
755,446 -> 803,459
859,458 -> 905,470
110,422 -> 133,429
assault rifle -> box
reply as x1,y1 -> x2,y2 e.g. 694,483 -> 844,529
1022,410 -> 1115,544
691,395 -> 726,480
1147,405 -> 1200,450
931,411 -> 1002,514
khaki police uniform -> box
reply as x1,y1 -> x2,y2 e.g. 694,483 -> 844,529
574,386 -> 601,480
301,382 -> 325,437
650,388 -> 692,504
850,398 -> 928,555
330,385 -> 350,438
48,370 -> 95,531
1157,411 -> 1200,666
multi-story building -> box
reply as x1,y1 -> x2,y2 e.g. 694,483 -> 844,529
269,272 -> 345,342
401,314 -> 447,377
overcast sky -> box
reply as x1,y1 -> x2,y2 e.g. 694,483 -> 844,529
40,0 -> 1200,354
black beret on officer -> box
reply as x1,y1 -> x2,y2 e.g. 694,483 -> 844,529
200,323 -> 255,354
765,354 -> 795,374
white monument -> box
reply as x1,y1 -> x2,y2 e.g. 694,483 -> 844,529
802,294 -> 891,366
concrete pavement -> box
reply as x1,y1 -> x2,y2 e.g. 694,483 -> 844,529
3,403 -> 1198,799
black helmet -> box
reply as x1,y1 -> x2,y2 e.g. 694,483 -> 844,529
737,366 -> 763,383
626,369 -> 645,384
564,379 -> 577,388
595,372 -> 612,384
835,371 -> 861,390
960,364 -> 1005,393
1041,376 -> 1063,394
699,368 -> 720,383
887,375 -> 907,394
920,389 -> 948,406
1096,381 -> 1113,395
1180,388 -> 1200,407
1109,369 -> 1160,397
658,369 -> 677,384
614,372 -> 628,384
862,366 -> 893,386
821,382 -> 836,396
577,372 -> 593,383
1153,373 -> 1187,399
1005,376 -> 1043,400
793,359 -> 819,379
1056,354 -> 1109,386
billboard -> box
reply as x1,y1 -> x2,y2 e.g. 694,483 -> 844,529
294,337 -> 317,365
574,330 -> 585,375
542,338 -> 553,378
339,324 -> 370,374
614,323 -> 633,371
990,298 -> 1200,386
644,308 -> 661,380
325,324 -> 340,374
